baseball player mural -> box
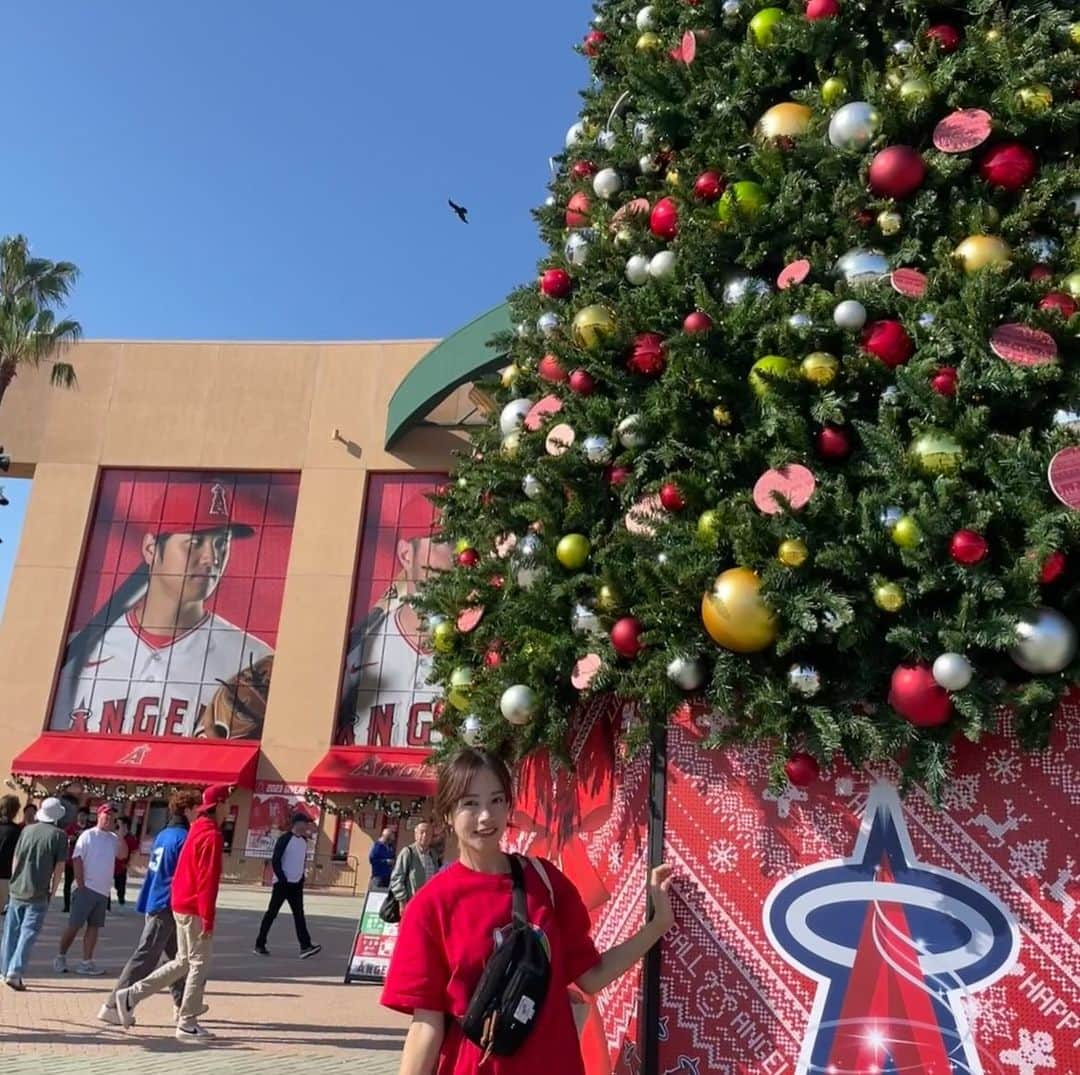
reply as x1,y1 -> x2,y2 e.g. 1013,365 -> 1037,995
336,475 -> 452,750
49,471 -> 298,739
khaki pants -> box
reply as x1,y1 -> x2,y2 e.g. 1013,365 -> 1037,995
126,913 -> 211,1023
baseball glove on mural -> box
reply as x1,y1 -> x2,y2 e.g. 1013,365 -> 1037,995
201,654 -> 273,739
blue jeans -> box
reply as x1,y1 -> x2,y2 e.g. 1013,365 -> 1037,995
0,899 -> 49,981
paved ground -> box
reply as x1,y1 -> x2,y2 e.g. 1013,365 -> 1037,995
0,885 -> 409,1073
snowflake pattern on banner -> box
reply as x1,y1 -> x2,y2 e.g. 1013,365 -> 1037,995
1000,1028 -> 1057,1075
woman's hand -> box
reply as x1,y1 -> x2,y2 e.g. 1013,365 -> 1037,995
648,864 -> 675,934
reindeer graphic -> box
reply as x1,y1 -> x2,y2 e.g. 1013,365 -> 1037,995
1044,858 -> 1076,925
969,800 -> 1029,848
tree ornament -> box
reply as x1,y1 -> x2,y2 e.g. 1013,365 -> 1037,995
778,538 -> 809,567
570,160 -> 596,180
931,367 -> 958,397
571,305 -> 617,350
949,529 -> 988,565
461,713 -> 482,746
748,7 -> 784,46
873,581 -> 905,612
625,255 -> 650,285
563,230 -> 595,266
787,664 -> 821,696
1010,608 -> 1078,674
785,751 -> 820,787
1016,84 -> 1053,114
596,584 -> 621,613
722,273 -> 770,305
565,191 -> 591,229
826,302 -> 867,340
835,248 -> 889,285
537,312 -> 562,338
749,355 -> 796,396
636,31 -> 661,51
932,653 -> 973,691
954,235 -> 1011,274
606,465 -> 631,487
697,510 -> 721,543
556,533 -> 590,570
500,684 -> 539,725
593,168 -> 623,200
828,102 -> 881,150
683,310 -> 713,333
582,30 -> 606,57
877,210 -> 902,236
635,6 -> 655,32
891,515 -> 922,549
659,483 -> 685,511
456,547 -> 480,568
499,398 -> 533,436
717,181 -> 768,223
1041,551 -> 1067,585
757,103 -> 812,143
648,251 -> 677,279
925,23 -> 962,53
537,353 -> 567,383
821,77 -> 848,105
805,0 -> 838,20
861,320 -> 914,367
611,617 -> 645,659
817,425 -> 852,460
432,620 -> 458,652
880,506 -> 903,532
899,77 -> 932,104
571,603 -> 602,636
1063,272 -> 1080,300
979,143 -> 1038,191
889,663 -> 952,726
616,414 -> 647,449
701,568 -> 778,653
447,667 -> 474,711
693,171 -> 724,202
909,430 -> 963,475
582,434 -> 612,464
800,352 -> 839,385
1039,293 -> 1077,318
568,368 -> 595,395
712,403 -> 733,426
868,146 -> 926,199
500,364 -> 520,389
649,197 -> 679,240
627,333 -> 666,377
521,474 -> 544,500
666,655 -> 706,691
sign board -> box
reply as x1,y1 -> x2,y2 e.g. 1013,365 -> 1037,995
344,888 -> 400,984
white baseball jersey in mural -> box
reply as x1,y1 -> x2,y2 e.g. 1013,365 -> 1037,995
50,609 -> 272,738
342,598 -> 442,748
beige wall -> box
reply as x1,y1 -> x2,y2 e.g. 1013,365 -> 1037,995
0,339 -> 471,887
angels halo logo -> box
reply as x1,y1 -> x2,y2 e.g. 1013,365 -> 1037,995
764,784 -> 1019,1075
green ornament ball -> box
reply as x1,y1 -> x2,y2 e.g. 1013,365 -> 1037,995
748,7 -> 784,47
909,430 -> 963,476
717,181 -> 768,224
432,620 -> 457,653
696,510 -> 721,543
556,533 -> 591,570
447,667 -> 474,711
749,355 -> 796,398
891,515 -> 922,550
821,77 -> 848,106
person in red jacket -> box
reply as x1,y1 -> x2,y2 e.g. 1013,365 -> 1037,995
113,783 -> 231,1044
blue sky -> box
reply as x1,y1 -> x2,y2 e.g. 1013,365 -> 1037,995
0,2 -> 591,612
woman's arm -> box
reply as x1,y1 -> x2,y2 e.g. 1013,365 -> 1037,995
576,865 -> 674,996
397,1009 -> 444,1075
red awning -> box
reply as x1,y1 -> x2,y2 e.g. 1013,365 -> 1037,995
10,734 -> 260,789
307,746 -> 436,798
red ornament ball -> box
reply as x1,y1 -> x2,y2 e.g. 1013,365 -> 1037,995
1029,265 -> 1053,283
1041,551 -> 1067,585
683,310 -> 713,334
861,320 -> 914,368
931,366 -> 958,397
565,191 -> 591,229
816,425 -> 852,460
538,353 -> 568,383
568,368 -> 596,395
1039,292 -> 1078,318
785,752 -> 820,787
692,171 -> 724,202
570,160 -> 597,179
605,465 -> 631,487
949,529 -> 988,565
925,23 -> 962,53
659,483 -> 686,511
627,333 -> 667,377
868,146 -> 927,199
649,197 -> 679,241
432,699 -> 446,721
979,143 -> 1038,191
457,548 -> 480,568
583,30 -> 606,57
483,646 -> 503,668
805,0 -> 839,19
611,617 -> 645,660
888,663 -> 953,726
540,268 -> 572,298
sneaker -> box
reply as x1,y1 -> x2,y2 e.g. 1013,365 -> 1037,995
96,1003 -> 131,1026
4,977 -> 26,991
175,1022 -> 215,1043
53,955 -> 68,974
114,986 -> 137,1029
174,1003 -> 210,1022
299,944 -> 322,959
76,960 -> 105,976
253,944 -> 270,956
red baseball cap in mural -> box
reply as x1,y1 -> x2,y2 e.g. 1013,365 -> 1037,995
396,493 -> 443,542
132,481 -> 256,539
201,783 -> 233,808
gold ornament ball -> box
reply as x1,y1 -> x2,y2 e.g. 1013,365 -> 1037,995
697,510 -> 721,543
501,431 -> 521,458
757,102 -> 812,142
749,355 -> 796,397
596,583 -> 621,612
778,539 -> 809,568
877,210 -> 902,236
800,351 -> 839,386
447,667 -> 474,711
572,305 -> 618,351
454,538 -> 473,554
556,533 -> 591,570
1062,271 -> 1080,300
712,402 -> 733,426
899,77 -> 932,104
892,515 -> 922,549
909,430 -> 963,476
501,364 -> 520,388
985,28 -> 1002,43
432,620 -> 458,653
636,31 -> 661,51
748,7 -> 784,47
1069,22 -> 1080,48
701,568 -> 778,653
874,582 -> 905,613
821,77 -> 848,106
1017,84 -> 1053,114
954,235 -> 1011,275
665,168 -> 681,188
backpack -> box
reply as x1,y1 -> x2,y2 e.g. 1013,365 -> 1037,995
460,854 -> 552,1063
378,846 -> 415,924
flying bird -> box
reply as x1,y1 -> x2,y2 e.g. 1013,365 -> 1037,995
448,198 -> 469,224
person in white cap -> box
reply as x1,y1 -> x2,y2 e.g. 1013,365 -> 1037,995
0,796 -> 68,991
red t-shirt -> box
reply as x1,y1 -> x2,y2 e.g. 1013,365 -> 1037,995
381,857 -> 600,1075
114,834 -> 139,875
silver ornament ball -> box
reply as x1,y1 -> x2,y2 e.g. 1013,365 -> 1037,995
582,433 -> 613,463
571,603 -> 603,636
1026,236 -> 1060,262
648,251 -> 677,279
461,714 -> 482,747
625,254 -> 651,285
632,119 -> 656,146
517,533 -> 542,560
788,664 -> 822,696
515,321 -> 530,339
788,313 -> 813,331
1010,607 -> 1078,674
544,194 -> 556,208
565,121 -> 586,149
635,6 -> 655,32
616,414 -> 647,449
722,273 -> 770,306
1052,408 -> 1080,430
918,312 -> 936,329
596,129 -> 618,151
721,0 -> 741,17
892,39 -> 913,56
500,684 -> 539,725
593,167 -> 623,200
879,505 -> 903,530
521,474 -> 544,500
835,248 -> 889,285
537,311 -> 561,337
828,102 -> 882,151
834,299 -> 868,330
499,398 -> 533,437
667,655 -> 707,691
639,154 -> 662,175
564,229 -> 595,266
932,652 -> 973,691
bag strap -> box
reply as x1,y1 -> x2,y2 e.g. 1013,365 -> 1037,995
527,855 -> 555,907
508,854 -> 528,926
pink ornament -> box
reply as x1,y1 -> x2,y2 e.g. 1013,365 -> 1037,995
568,368 -> 596,395
537,353 -> 568,383
683,310 -> 713,334
565,192 -> 591,229
570,160 -> 597,179
583,29 -> 606,57
816,425 -> 852,460
805,0 -> 839,19
605,465 -> 631,487
1039,292 -> 1078,318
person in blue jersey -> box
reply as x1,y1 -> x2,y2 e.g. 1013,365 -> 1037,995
97,791 -> 203,1026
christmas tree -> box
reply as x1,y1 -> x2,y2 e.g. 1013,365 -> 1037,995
417,0 -> 1080,798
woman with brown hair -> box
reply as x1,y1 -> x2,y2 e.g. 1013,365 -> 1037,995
382,747 -> 674,1075
0,795 -> 22,913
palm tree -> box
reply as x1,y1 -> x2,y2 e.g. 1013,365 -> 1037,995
0,234 -> 82,411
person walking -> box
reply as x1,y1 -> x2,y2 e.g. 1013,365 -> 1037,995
389,820 -> 440,912
0,797 -> 69,990
55,802 -> 120,975
112,816 -> 139,909
368,826 -> 395,889
61,806 -> 90,913
0,796 -> 21,914
114,783 -> 231,1043
97,791 -> 204,1027
21,803 -> 37,826
381,748 -> 675,1075
253,812 -> 321,959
